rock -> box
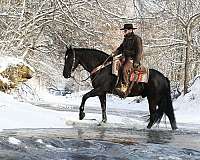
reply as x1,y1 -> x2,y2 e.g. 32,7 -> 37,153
0,57 -> 34,92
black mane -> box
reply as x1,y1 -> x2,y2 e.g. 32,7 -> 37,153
75,48 -> 111,63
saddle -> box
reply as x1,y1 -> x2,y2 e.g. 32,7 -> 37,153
112,58 -> 149,84
112,58 -> 149,98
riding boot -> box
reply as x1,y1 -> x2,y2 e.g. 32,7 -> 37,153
125,81 -> 134,96
121,83 -> 129,93
115,82 -> 129,98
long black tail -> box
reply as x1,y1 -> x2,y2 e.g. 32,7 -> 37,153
152,77 -> 177,130
164,77 -> 177,129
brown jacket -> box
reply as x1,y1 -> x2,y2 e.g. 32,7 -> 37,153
116,32 -> 143,64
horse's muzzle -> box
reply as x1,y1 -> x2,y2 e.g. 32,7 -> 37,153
63,74 -> 70,78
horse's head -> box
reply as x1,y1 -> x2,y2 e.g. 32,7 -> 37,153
63,46 -> 79,78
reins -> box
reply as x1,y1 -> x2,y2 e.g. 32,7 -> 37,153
81,54 -> 112,83
70,48 -> 113,84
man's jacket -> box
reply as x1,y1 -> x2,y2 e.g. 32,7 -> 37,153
116,32 -> 143,64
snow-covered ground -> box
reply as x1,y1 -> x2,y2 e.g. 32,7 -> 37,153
0,77 -> 200,131
173,77 -> 200,126
0,91 -> 144,131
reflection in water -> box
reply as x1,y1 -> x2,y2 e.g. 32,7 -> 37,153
77,127 -> 107,140
77,128 -> 84,139
146,130 -> 173,144
77,127 -> 136,145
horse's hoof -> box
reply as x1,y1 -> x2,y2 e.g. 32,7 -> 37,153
97,123 -> 102,126
147,124 -> 152,129
172,127 -> 178,130
79,112 -> 85,120
171,122 -> 178,130
97,120 -> 106,126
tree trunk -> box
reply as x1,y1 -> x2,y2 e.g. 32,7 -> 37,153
183,28 -> 191,95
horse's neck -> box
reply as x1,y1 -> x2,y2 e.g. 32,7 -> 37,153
76,49 -> 105,72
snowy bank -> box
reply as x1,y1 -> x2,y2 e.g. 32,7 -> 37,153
174,77 -> 200,125
0,56 -> 35,73
0,92 -> 73,130
0,56 -> 34,92
0,91 -> 142,131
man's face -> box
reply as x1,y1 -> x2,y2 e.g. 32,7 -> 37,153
123,29 -> 133,35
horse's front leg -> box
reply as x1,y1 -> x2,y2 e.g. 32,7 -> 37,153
79,88 -> 102,120
99,94 -> 107,123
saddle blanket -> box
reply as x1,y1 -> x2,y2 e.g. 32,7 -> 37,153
130,68 -> 149,83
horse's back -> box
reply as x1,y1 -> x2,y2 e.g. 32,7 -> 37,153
149,69 -> 168,82
147,69 -> 170,94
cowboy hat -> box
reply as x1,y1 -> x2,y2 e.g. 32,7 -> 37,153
120,24 -> 137,30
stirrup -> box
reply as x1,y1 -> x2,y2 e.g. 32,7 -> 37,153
115,83 -> 129,98
121,83 -> 129,93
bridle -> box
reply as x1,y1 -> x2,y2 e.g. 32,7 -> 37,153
65,47 -> 113,86
68,48 -> 86,86
71,47 -> 76,74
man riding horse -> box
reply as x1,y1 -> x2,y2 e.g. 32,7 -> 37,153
112,24 -> 143,97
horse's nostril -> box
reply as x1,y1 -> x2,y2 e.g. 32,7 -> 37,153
63,74 -> 69,78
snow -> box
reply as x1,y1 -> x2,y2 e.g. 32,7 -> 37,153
173,77 -> 200,125
8,137 -> 21,145
0,75 -> 11,84
0,92 -> 73,130
0,56 -> 35,73
36,139 -> 44,144
0,56 -> 23,73
40,90 -> 147,111
0,91 -> 144,131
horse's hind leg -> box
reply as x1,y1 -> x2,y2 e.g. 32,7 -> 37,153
147,96 -> 159,129
99,94 -> 107,123
158,93 -> 177,130
164,98 -> 178,130
163,110 -> 177,130
153,95 -> 177,130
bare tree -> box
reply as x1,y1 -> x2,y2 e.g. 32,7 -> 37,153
138,0 -> 200,94
0,0 -> 135,91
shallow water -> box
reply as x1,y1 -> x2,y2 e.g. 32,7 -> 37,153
0,127 -> 200,160
1,102 -> 200,160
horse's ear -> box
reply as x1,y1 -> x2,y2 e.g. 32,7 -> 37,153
65,45 -> 69,57
66,45 -> 69,50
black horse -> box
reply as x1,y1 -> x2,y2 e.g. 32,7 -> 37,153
63,47 -> 177,130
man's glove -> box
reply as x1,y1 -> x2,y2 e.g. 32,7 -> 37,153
111,50 -> 118,56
